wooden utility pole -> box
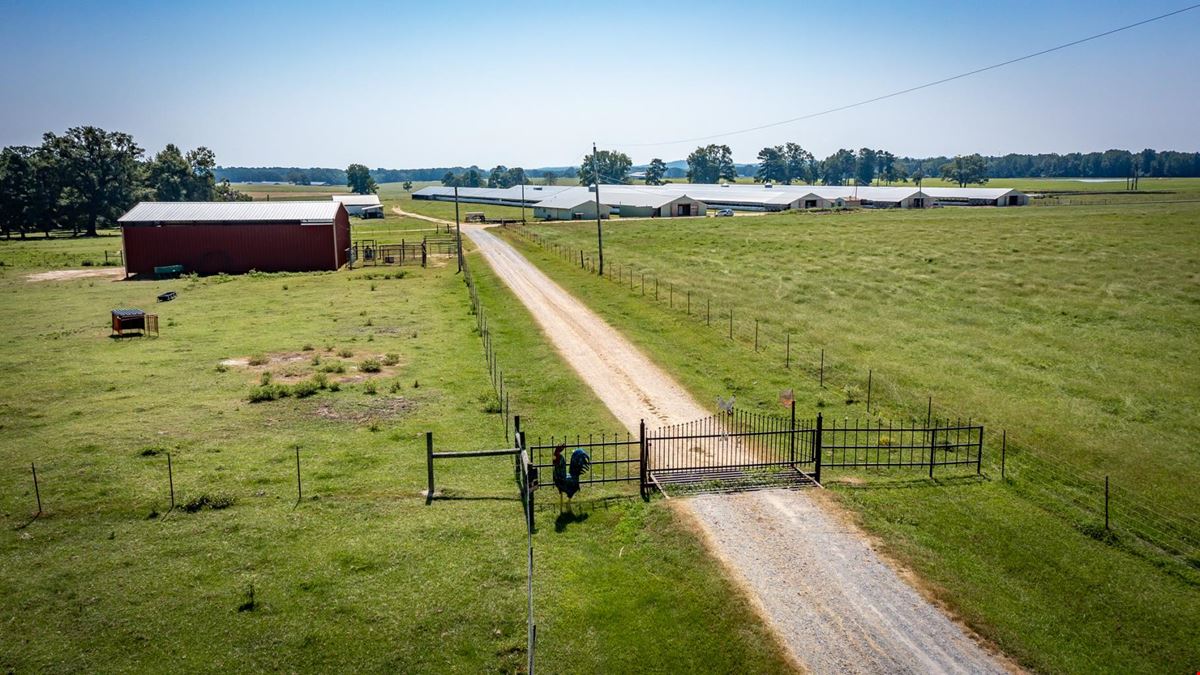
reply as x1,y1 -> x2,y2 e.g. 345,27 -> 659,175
591,143 -> 604,276
454,186 -> 462,273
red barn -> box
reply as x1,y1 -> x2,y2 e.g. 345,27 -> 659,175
118,202 -> 351,276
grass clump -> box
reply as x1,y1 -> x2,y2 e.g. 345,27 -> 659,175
359,358 -> 382,373
338,348 -> 353,358
382,353 -> 400,366
363,381 -> 378,395
179,493 -> 235,513
842,384 -> 862,404
290,379 -> 320,399
320,361 -> 346,374
247,354 -> 269,366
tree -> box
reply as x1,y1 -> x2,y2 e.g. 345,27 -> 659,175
910,166 -> 925,187
855,148 -> 877,186
578,150 -> 632,186
877,151 -> 899,185
939,154 -> 989,187
286,169 -> 310,185
441,171 -> 459,187
686,144 -> 737,184
42,126 -> 144,237
783,143 -> 816,184
506,167 -> 529,186
214,179 -> 252,202
461,168 -> 483,188
644,158 -> 667,186
755,146 -> 787,184
147,144 -> 190,201
402,181 -> 413,192
487,165 -> 510,188
542,172 -> 558,186
346,163 -> 377,194
0,146 -> 36,239
819,149 -> 856,185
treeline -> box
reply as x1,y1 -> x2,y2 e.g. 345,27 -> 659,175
904,149 -> 1200,179
215,165 -> 491,185
0,126 -> 249,239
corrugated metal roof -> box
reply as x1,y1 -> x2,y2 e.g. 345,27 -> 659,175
532,189 -> 605,210
920,187 -> 1022,199
332,194 -> 382,206
119,201 -> 341,223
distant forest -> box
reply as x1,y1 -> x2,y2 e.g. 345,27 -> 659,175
217,148 -> 1200,187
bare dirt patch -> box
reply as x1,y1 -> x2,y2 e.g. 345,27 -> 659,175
221,351 -> 403,382
26,268 -> 125,282
313,397 -> 416,423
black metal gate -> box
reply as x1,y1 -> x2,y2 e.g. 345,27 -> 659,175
646,405 -> 819,494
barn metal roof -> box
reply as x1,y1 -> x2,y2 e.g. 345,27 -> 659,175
531,189 -> 606,210
918,187 -> 1022,199
119,201 -> 342,224
332,194 -> 382,206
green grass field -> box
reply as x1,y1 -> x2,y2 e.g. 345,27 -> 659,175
0,239 -> 790,671
502,197 -> 1200,673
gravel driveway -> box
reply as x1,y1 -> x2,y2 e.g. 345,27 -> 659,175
458,221 -> 1009,673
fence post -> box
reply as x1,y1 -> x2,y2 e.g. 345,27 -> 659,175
167,452 -> 175,511
928,427 -> 937,480
687,291 -> 691,315
639,419 -> 648,501
31,462 -> 42,516
523,432 -> 534,532
926,396 -> 932,427
754,319 -> 759,352
976,427 -> 983,475
819,349 -> 824,388
426,431 -> 434,502
866,369 -> 872,414
1105,475 -> 1110,530
1001,430 -> 1007,478
729,308 -> 733,340
786,332 -> 790,369
641,273 -> 645,295
669,283 -> 673,308
655,277 -> 658,301
814,413 -> 823,484
706,298 -> 711,326
295,446 -> 303,504
788,400 -> 796,465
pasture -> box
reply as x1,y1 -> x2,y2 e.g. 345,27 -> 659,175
0,232 -> 789,671
505,197 -> 1200,673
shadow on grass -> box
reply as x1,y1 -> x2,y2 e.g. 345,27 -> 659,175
554,510 -> 589,532
826,473 -> 990,491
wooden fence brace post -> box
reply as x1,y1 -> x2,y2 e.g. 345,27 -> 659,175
31,462 -> 42,516
167,452 -> 175,511
426,432 -> 434,502
295,446 -> 302,504
814,413 -> 823,484
928,427 -> 937,479
1001,430 -> 1007,478
1105,475 -> 1110,530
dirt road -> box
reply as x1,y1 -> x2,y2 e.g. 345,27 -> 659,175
460,222 -> 1008,673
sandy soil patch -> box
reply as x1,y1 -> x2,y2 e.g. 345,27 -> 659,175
26,268 -> 125,282
221,351 -> 402,382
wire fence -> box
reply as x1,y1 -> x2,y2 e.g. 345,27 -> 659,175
504,223 -> 1200,577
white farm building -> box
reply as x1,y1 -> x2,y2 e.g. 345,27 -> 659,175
332,194 -> 383,216
410,182 -> 1027,220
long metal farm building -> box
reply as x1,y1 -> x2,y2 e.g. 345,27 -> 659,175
412,183 -> 1028,219
119,202 -> 351,275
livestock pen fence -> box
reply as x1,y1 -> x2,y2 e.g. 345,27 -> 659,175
349,233 -> 460,268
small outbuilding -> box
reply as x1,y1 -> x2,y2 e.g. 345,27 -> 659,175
332,194 -> 383,216
119,202 -> 351,276
532,193 -> 612,221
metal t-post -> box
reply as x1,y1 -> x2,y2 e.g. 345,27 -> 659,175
454,186 -> 462,273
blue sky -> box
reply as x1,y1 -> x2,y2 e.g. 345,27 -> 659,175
1,0 -> 1198,168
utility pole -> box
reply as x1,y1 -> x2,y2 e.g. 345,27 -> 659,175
454,185 -> 462,273
592,142 -> 604,276
521,182 -> 527,224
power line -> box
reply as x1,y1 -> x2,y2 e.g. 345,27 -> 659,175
608,4 -> 1200,148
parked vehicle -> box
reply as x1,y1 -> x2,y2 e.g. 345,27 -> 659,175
715,208 -> 734,217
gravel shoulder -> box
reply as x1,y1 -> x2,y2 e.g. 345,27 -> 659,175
463,223 -> 1010,673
